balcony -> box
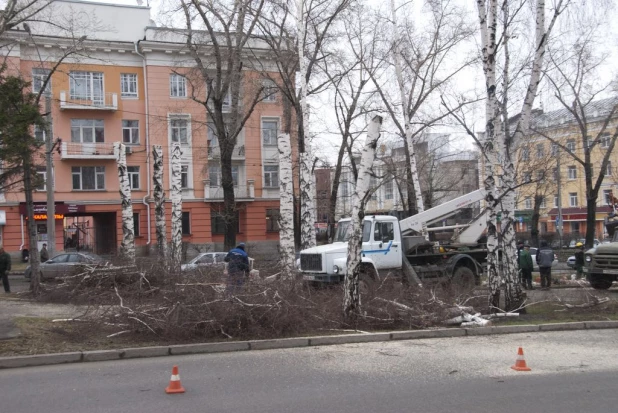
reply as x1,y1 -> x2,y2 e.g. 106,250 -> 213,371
203,179 -> 255,202
207,144 -> 245,160
60,142 -> 117,160
60,91 -> 118,111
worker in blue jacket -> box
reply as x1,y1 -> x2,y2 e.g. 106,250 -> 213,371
224,242 -> 249,296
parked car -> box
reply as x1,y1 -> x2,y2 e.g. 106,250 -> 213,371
566,256 -> 577,269
24,252 -> 106,280
529,247 -> 558,271
181,252 -> 228,272
181,252 -> 260,277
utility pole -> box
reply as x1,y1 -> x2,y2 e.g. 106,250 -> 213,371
556,148 -> 563,249
45,94 -> 55,256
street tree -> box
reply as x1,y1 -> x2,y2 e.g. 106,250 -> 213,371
177,0 -> 268,251
538,23 -> 618,250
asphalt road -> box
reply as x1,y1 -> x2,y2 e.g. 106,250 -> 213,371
1,329 -> 617,413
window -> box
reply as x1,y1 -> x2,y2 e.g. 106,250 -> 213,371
585,136 -> 592,149
553,168 -> 559,180
207,123 -> 219,154
536,171 -> 544,181
606,161 -> 612,176
536,143 -> 544,158
127,166 -> 140,190
32,68 -> 51,95
568,166 -> 577,179
601,134 -> 610,148
566,140 -> 576,152
540,197 -> 546,208
70,71 -> 104,103
133,213 -> 140,236
264,165 -> 279,188
569,192 -> 578,207
181,165 -> 189,189
370,176 -> 378,200
266,208 -> 280,232
120,73 -> 138,98
72,166 -> 105,190
374,222 -> 394,242
521,147 -> 529,161
262,79 -> 277,102
169,73 -> 186,97
554,194 -> 559,207
604,189 -> 612,205
232,165 -> 239,186
211,209 -> 239,235
385,179 -> 393,200
182,211 -> 191,235
571,222 -> 580,234
122,120 -> 139,145
35,168 -> 46,191
71,119 -> 104,143
551,143 -> 558,156
523,172 -> 531,183
170,118 -> 189,144
524,197 -> 532,209
340,181 -> 349,197
34,125 -> 46,142
262,119 -> 278,146
209,166 -> 219,187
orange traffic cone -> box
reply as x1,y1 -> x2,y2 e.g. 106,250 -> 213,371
511,347 -> 531,371
165,365 -> 186,394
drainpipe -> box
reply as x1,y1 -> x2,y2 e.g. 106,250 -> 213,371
19,214 -> 25,250
135,40 -> 152,246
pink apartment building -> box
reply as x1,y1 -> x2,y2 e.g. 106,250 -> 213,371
0,0 -> 288,258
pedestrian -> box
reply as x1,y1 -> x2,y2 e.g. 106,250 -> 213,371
0,245 -> 12,293
224,242 -> 250,296
518,244 -> 534,290
574,242 -> 585,280
40,243 -> 49,263
536,240 -> 555,290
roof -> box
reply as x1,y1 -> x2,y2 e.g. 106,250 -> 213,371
529,97 -> 618,130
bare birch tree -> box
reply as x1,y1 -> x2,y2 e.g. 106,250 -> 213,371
170,143 -> 183,273
257,0 -> 353,249
343,115 -> 382,318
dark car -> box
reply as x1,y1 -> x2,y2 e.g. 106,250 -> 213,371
24,252 -> 105,280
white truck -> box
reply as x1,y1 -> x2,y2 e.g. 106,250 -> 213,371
298,190 -> 488,288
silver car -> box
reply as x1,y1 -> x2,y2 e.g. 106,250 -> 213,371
25,252 -> 105,280
181,252 -> 229,272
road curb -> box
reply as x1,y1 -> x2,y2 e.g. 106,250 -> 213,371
0,321 -> 616,370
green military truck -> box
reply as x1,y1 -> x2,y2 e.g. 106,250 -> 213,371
583,214 -> 618,289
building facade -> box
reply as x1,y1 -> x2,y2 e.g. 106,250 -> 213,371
514,97 -> 618,243
0,0 -> 289,258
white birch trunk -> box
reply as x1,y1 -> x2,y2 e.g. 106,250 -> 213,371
296,0 -> 317,250
343,115 -> 383,318
300,152 -> 317,250
477,0 -> 502,310
277,133 -> 296,278
170,143 -> 183,273
390,0 -> 425,215
152,145 -> 167,262
114,142 -> 135,263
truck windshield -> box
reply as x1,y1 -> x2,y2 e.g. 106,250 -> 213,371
334,221 -> 372,242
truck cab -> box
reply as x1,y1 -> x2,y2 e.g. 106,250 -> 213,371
583,214 -> 618,289
299,215 -> 402,283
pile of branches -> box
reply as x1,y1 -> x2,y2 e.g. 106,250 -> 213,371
40,262 -> 483,341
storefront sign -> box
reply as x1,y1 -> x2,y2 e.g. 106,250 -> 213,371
19,202 -> 85,216
32,214 -> 64,220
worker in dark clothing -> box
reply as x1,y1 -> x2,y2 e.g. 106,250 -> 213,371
536,241 -> 555,290
224,242 -> 250,296
519,244 -> 534,290
0,245 -> 12,293
517,241 -> 524,286
574,242 -> 585,280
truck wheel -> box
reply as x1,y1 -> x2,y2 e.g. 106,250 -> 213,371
359,266 -> 377,298
452,266 -> 475,291
589,275 -> 613,290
